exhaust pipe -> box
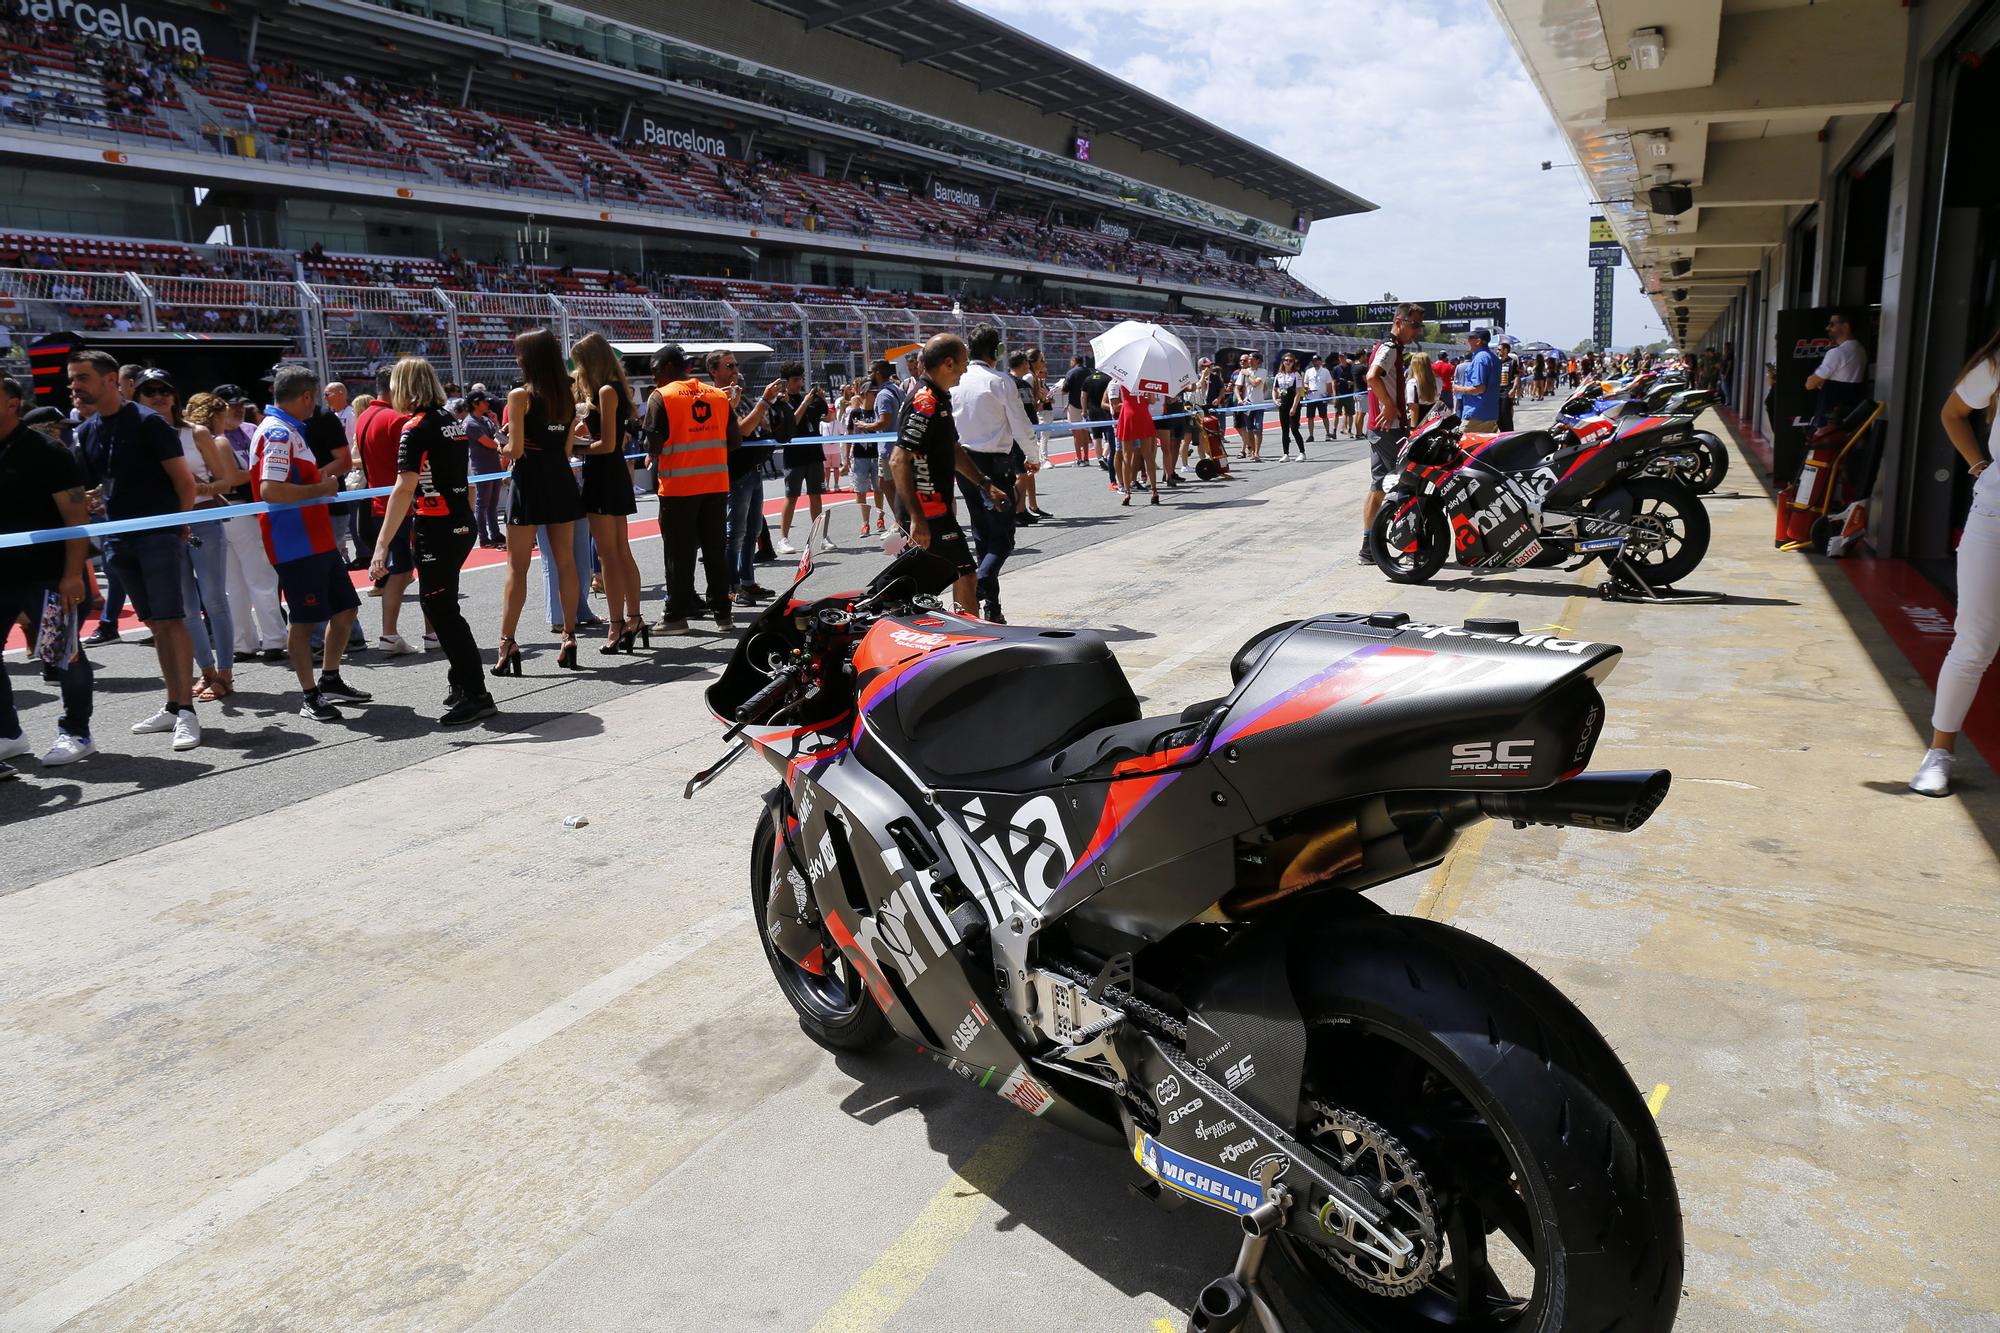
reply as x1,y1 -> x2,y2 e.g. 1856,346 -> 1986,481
1476,769 -> 1671,833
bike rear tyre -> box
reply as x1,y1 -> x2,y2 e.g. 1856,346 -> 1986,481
1612,476 -> 1709,587
751,798 -> 893,1053
1267,914 -> 1683,1332
1689,431 -> 1729,493
1370,495 -> 1447,584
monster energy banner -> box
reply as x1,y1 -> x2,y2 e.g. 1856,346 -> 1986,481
1280,297 -> 1506,328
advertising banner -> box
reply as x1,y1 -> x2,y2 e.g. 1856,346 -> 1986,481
930,179 -> 985,210
10,0 -> 241,56
1284,297 -> 1506,327
635,118 -> 738,159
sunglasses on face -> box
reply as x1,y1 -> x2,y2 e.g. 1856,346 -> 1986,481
138,386 -> 173,397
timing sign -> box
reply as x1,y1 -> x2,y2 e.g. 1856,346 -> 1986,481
1588,214 -> 1623,268
1592,266 -> 1615,351
1284,297 -> 1506,327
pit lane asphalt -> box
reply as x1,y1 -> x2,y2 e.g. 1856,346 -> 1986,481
0,426 -> 1370,896
6,390 -> 1997,1332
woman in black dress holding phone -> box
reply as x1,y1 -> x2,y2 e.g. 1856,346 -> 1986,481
569,331 -> 646,653
495,327 -> 584,674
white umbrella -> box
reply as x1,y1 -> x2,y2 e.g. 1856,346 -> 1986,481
1089,320 -> 1195,397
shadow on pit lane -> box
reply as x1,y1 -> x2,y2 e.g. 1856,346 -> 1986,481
1803,558 -> 2000,861
831,1050 -> 1239,1314
1421,575 -> 1796,608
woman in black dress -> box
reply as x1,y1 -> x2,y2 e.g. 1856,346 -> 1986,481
569,331 -> 645,653
369,355 -> 496,727
496,327 -> 583,673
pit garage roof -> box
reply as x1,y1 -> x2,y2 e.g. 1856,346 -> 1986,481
1490,0 -> 1905,345
748,0 -> 1374,222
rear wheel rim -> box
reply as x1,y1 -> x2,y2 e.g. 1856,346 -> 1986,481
1281,1021 -> 1549,1329
1625,494 -> 1689,569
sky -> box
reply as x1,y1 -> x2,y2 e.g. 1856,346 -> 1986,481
965,0 -> 1671,350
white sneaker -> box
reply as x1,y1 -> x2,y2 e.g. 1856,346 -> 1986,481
41,732 -> 96,766
0,732 -> 29,761
1910,747 -> 1954,797
775,537 -> 797,555
172,709 -> 202,752
378,634 -> 422,656
131,706 -> 176,735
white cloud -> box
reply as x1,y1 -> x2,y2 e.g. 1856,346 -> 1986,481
966,0 -> 1670,347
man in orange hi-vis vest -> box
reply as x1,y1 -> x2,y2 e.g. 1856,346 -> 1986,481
644,343 -> 741,634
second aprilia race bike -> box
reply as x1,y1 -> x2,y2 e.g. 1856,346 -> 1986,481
688,532 -> 1683,1332
1372,411 -> 1712,597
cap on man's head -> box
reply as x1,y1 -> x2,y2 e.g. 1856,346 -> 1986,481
1468,328 -> 1491,342
22,405 -> 67,428
134,369 -> 177,396
211,382 -> 250,404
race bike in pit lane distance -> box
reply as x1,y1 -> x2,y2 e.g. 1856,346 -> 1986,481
685,525 -> 1683,1332
1370,410 -> 1712,599
1557,378 -> 1730,494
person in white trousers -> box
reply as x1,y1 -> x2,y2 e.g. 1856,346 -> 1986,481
187,392 -> 286,657
223,512 -> 287,657
1911,327 -> 2000,796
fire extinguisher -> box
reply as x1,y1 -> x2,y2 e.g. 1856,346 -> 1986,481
1776,420 -> 1841,546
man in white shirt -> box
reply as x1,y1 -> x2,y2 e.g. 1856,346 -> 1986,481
1804,308 -> 1869,424
1302,354 -> 1333,441
949,323 -> 1035,623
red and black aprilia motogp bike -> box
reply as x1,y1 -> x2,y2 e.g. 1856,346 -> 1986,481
688,533 -> 1683,1332
1372,411 -> 1711,596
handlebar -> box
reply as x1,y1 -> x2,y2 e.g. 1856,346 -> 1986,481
735,666 -> 798,725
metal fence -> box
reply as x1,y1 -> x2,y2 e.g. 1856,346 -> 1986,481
0,268 -> 1422,387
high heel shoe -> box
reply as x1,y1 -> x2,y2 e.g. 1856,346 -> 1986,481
600,621 -> 625,655
557,635 -> 579,670
490,636 -> 522,677
624,616 -> 650,652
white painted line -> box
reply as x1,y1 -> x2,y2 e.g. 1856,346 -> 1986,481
0,906 -> 749,1333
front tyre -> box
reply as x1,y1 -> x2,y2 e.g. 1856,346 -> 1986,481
751,797 -> 892,1053
1370,493 -> 1448,584
1269,915 -> 1682,1332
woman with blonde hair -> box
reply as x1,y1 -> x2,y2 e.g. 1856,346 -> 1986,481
494,327 -> 584,674
185,390 -> 286,668
569,331 -> 645,653
368,356 -> 496,727
142,377 -> 238,703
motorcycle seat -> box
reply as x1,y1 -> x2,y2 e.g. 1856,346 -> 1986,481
877,626 -> 1142,787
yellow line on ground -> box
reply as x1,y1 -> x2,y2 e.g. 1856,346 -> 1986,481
1153,1319 -> 1180,1333
809,1116 -> 1042,1333
1647,1083 -> 1671,1118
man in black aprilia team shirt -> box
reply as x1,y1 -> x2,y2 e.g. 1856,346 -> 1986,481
890,333 -> 1012,616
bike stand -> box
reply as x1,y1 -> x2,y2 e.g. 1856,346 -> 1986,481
1598,556 -> 1723,605
1187,1161 -> 1290,1333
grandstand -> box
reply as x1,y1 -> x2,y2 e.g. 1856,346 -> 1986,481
0,0 -> 1372,384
